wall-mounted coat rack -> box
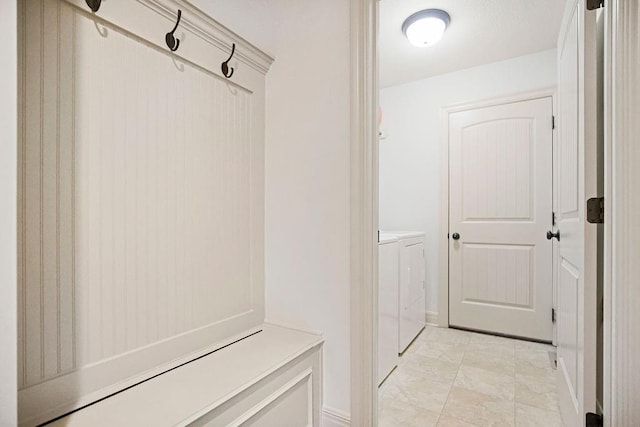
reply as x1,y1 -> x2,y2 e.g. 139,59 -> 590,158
81,3 -> 240,79
165,9 -> 182,52
221,43 -> 236,79
85,0 -> 101,12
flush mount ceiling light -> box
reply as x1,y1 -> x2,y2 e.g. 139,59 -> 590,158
402,9 -> 451,48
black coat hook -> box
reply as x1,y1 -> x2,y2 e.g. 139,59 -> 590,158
221,43 -> 236,79
85,0 -> 101,12
165,9 -> 182,52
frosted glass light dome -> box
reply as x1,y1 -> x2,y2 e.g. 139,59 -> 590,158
402,9 -> 451,48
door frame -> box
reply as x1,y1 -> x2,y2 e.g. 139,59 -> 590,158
438,89 -> 557,343
602,0 -> 639,424
0,1 -> 18,425
349,0 -> 640,423
349,0 -> 379,425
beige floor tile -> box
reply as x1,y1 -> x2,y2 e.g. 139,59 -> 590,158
462,349 -> 515,376
442,386 -> 515,427
437,415 -> 482,427
414,341 -> 468,365
454,364 -> 515,401
422,325 -> 438,334
514,340 -> 555,353
378,370 -> 397,396
426,327 -> 472,345
515,358 -> 556,382
515,402 -> 564,427
387,365 -> 454,413
406,327 -> 431,347
401,353 -> 461,384
467,341 -> 515,356
469,333 -> 516,345
380,328 -> 563,427
515,374 -> 559,412
515,349 -> 555,368
379,399 -> 441,427
416,326 -> 435,341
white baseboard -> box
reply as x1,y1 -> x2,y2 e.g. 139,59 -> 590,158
322,406 -> 350,427
425,311 -> 438,326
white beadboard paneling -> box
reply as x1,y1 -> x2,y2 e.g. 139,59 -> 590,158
461,244 -> 533,308
18,0 -> 271,424
462,119 -> 533,221
57,0 -> 76,375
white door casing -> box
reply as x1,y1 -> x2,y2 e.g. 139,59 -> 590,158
556,0 -> 599,425
448,97 -> 554,341
604,1 -> 640,425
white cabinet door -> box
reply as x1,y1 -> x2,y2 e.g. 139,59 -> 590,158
448,97 -> 554,341
556,0 -> 599,425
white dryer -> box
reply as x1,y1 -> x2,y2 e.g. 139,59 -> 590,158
382,231 -> 426,353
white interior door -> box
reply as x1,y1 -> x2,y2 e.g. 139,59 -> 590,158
449,97 -> 554,341
556,0 -> 599,425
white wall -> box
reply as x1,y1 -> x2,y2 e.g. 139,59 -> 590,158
190,0 -> 277,56
262,3 -> 351,415
379,49 -> 557,314
0,0 -> 17,425
192,0 -> 352,416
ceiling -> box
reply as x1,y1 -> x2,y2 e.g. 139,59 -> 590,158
379,0 -> 565,88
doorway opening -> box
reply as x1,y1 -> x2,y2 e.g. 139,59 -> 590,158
372,1 -> 604,426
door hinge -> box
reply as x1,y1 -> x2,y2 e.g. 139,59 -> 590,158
587,0 -> 604,10
586,412 -> 603,427
552,308 -> 556,323
552,115 -> 556,129
586,197 -> 604,224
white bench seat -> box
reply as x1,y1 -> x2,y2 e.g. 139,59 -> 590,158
50,324 -> 323,427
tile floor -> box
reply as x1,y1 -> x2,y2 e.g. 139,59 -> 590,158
378,325 -> 565,427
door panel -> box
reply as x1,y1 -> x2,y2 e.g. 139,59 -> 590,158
461,244 -> 533,308
461,119 -> 534,221
449,97 -> 553,341
556,0 -> 599,425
